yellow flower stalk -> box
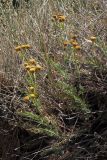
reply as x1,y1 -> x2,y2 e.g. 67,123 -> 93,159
23,96 -> 29,102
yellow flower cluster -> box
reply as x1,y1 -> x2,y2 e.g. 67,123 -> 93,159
63,35 -> 96,50
85,36 -> 96,43
52,14 -> 66,22
15,44 -> 31,52
63,35 -> 81,50
15,44 -> 42,104
23,59 -> 42,102
23,86 -> 39,102
63,40 -> 70,47
24,58 -> 43,73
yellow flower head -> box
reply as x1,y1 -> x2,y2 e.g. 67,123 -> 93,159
28,58 -> 36,65
23,96 -> 29,102
29,93 -> 39,99
15,46 -> 21,52
63,40 -> 70,47
25,65 -> 31,70
72,41 -> 78,47
29,86 -> 35,92
72,35 -> 77,40
53,15 -> 58,20
52,14 -> 66,22
74,45 -> 81,50
29,67 -> 36,73
58,15 -> 66,22
15,44 -> 31,52
27,64 -> 43,73
70,39 -> 75,44
29,93 -> 36,98
90,36 -> 96,42
24,62 -> 28,67
35,64 -> 43,72
21,44 -> 31,49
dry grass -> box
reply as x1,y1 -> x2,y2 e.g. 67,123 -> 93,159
0,0 -> 107,159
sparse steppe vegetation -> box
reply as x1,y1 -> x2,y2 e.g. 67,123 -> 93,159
0,0 -> 107,159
